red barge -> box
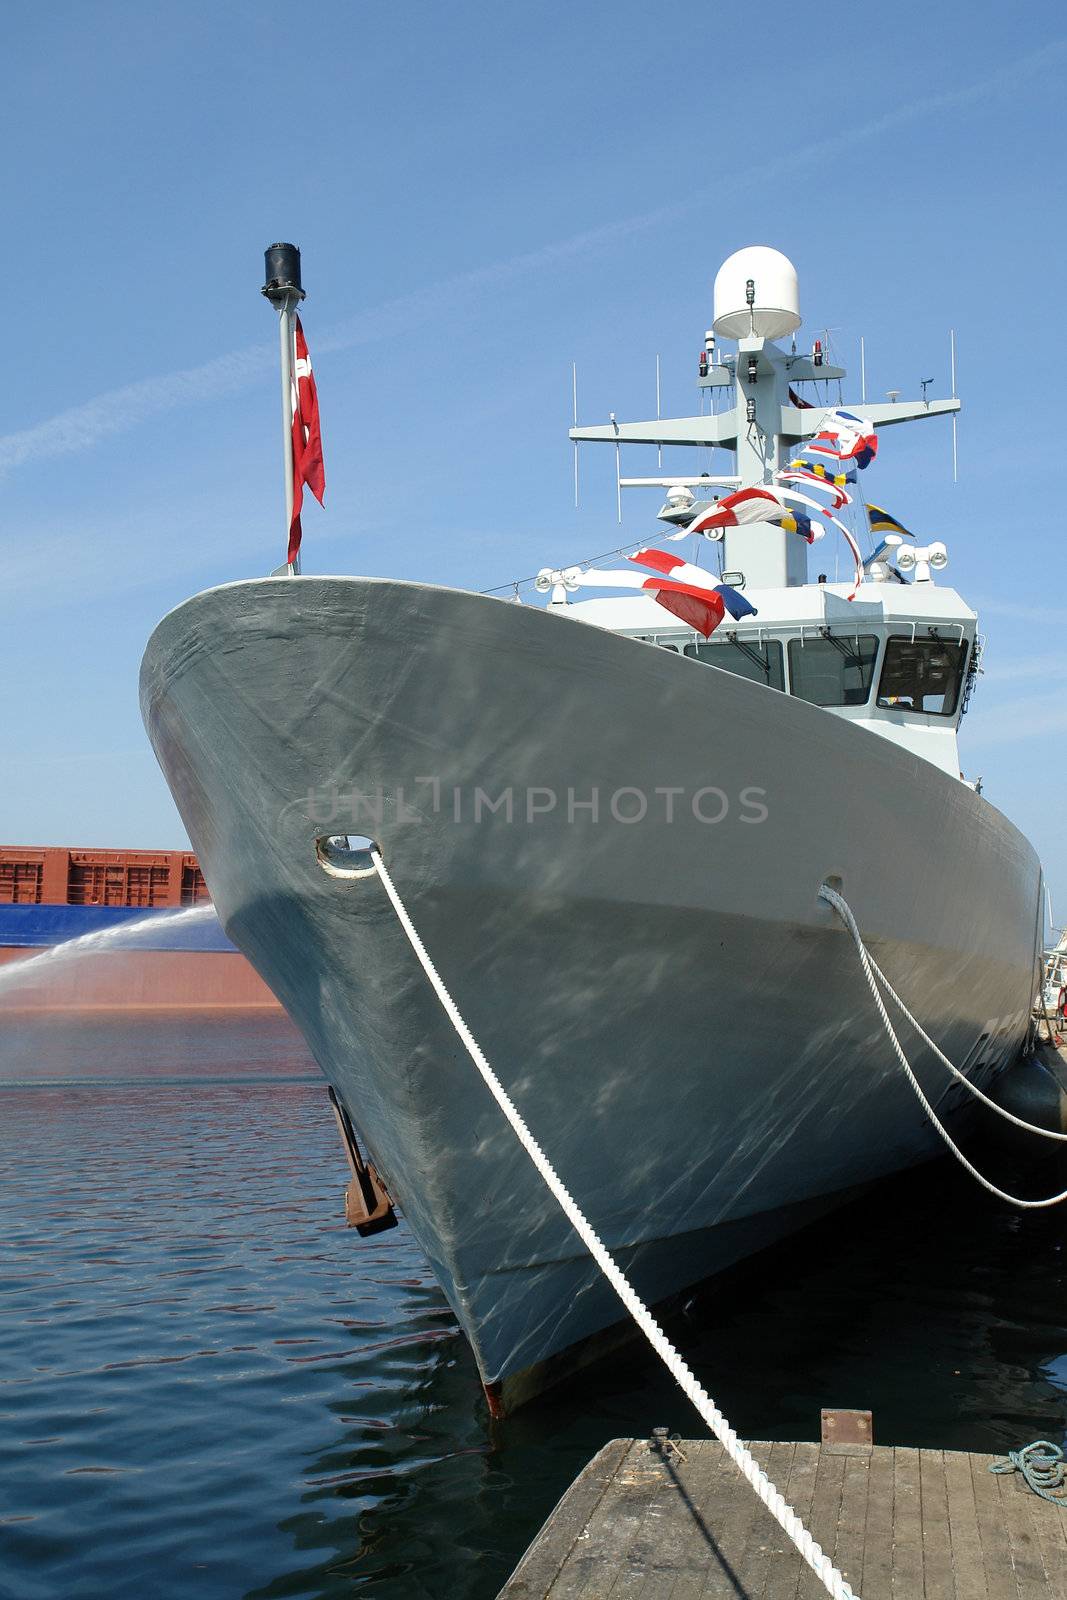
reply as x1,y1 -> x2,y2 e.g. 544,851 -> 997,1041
0,846 -> 279,1010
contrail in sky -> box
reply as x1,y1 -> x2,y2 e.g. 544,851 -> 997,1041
1,38 -> 1063,479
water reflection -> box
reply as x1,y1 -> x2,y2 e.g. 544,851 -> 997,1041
249,1145 -> 1067,1600
1,1021 -> 1064,1600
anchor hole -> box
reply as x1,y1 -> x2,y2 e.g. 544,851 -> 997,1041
316,835 -> 380,879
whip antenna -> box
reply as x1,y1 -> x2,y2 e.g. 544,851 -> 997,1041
950,328 -> 958,483
859,335 -> 867,404
572,362 -> 579,509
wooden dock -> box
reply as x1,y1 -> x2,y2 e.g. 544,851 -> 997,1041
498,1433 -> 1067,1598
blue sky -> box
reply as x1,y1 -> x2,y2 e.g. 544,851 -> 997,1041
2,2 -> 1065,931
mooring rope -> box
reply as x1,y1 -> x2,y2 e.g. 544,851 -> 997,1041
989,1441 -> 1067,1505
819,885 -> 1067,1209
370,846 -> 859,1600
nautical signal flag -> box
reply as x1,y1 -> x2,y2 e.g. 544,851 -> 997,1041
626,548 -> 759,634
784,456 -> 857,488
681,486 -> 824,545
763,506 -> 824,543
646,581 -> 725,637
807,409 -> 878,471
866,503 -> 914,539
777,463 -> 853,511
715,582 -> 758,620
683,486 -> 788,538
582,558 -> 724,636
289,317 -> 325,566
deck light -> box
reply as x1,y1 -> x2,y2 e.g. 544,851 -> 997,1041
535,566 -> 582,606
896,542 -> 948,583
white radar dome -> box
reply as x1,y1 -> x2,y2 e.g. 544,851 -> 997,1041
712,246 -> 801,341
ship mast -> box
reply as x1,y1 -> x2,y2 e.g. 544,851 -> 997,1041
262,242 -> 306,577
570,247 -> 960,590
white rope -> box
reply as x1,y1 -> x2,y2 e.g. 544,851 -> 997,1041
371,848 -> 859,1600
866,939 -> 1067,1143
819,885 -> 1067,1209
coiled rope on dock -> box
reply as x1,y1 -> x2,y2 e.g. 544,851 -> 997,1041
819,884 -> 1067,1209
370,846 -> 860,1600
990,1441 -> 1067,1505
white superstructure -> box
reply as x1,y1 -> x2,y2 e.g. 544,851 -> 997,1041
547,582 -> 977,780
549,246 -> 974,778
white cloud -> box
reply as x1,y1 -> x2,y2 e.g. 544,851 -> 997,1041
974,599 -> 1063,625
965,690 -> 1067,747
1,38 -> 1063,480
979,652 -> 1065,684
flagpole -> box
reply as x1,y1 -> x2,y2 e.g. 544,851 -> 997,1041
278,295 -> 298,571
262,243 -> 306,575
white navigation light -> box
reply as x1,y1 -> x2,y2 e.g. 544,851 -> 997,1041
712,247 -> 801,341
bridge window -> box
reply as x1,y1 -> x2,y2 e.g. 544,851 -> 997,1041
877,636 -> 967,717
787,635 -> 879,707
684,637 -> 785,691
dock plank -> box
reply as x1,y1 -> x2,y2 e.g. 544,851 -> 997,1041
797,1450 -> 846,1600
692,1440 -> 779,1598
944,1448 -> 989,1600
649,1437 -> 742,1586
733,1440 -> 798,1600
971,1449 -> 1023,1598
858,1442 -> 894,1596
1021,1466 -> 1067,1600
890,1446 -> 924,1598
995,1468 -> 1051,1594
919,1449 -> 956,1600
833,1452 -> 872,1599
497,1439 -> 1067,1599
762,1443 -> 820,1600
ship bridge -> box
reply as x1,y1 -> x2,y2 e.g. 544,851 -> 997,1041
564,579 -> 977,780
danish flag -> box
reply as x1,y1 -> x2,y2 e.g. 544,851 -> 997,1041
289,317 -> 325,565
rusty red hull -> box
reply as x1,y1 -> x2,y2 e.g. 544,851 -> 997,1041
0,946 -> 279,1011
0,844 -> 281,1013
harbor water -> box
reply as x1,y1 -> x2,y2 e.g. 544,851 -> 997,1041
1,1013 -> 1065,1599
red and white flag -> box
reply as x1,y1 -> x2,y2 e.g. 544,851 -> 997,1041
681,486 -> 785,539
289,316 -> 325,566
585,551 -> 726,637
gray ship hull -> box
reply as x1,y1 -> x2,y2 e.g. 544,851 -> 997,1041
140,576 -> 1043,1410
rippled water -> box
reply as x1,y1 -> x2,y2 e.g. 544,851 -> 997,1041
1,1015 -> 1065,1600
